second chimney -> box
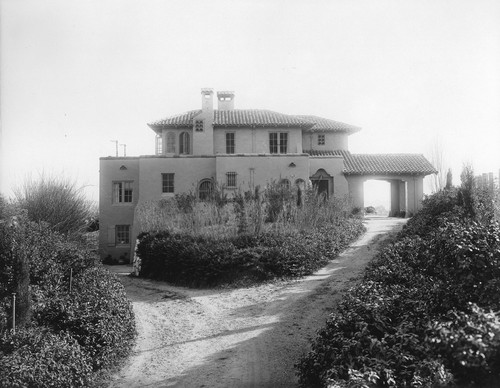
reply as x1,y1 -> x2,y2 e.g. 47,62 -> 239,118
217,91 -> 235,110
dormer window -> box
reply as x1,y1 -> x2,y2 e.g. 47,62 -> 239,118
318,134 -> 325,146
195,120 -> 204,132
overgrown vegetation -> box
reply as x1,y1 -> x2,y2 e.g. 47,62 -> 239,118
296,166 -> 500,387
0,179 -> 134,387
135,181 -> 364,287
13,174 -> 94,235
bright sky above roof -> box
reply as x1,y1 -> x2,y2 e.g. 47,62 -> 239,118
1,0 -> 499,207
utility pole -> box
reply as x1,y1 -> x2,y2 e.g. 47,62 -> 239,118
120,144 -> 127,157
110,140 -> 118,157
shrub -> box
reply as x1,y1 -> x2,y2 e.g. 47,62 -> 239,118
13,174 -> 93,235
35,267 -> 135,370
0,328 -> 93,388
0,208 -> 135,383
296,187 -> 500,388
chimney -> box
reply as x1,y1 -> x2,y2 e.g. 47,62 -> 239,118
201,88 -> 214,112
217,91 -> 235,110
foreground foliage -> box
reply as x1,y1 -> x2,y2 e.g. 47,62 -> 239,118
0,202 -> 135,387
296,172 -> 500,387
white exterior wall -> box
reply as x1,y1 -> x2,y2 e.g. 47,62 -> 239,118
215,154 -> 310,193
99,157 -> 140,262
254,127 -> 303,154
302,132 -> 349,151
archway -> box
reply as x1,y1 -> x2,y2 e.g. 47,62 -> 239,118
363,180 -> 391,216
310,169 -> 333,199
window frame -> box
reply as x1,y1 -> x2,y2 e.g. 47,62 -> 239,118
226,132 -> 235,154
226,172 -> 237,188
179,132 -> 191,154
115,225 -> 130,246
162,173 -> 175,194
269,132 -> 288,154
112,181 -> 133,204
166,132 -> 176,153
155,134 -> 163,154
318,134 -> 325,146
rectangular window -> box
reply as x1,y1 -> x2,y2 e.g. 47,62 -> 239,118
113,181 -> 133,203
162,173 -> 174,193
269,132 -> 288,154
195,120 -> 204,132
116,225 -> 130,245
155,135 -> 163,154
318,134 -> 325,145
226,132 -> 235,154
226,172 -> 237,188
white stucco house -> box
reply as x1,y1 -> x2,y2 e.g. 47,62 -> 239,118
99,89 -> 436,261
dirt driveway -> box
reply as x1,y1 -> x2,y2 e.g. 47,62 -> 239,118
107,217 -> 407,388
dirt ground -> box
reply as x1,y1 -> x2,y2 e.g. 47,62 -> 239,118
107,216 -> 407,388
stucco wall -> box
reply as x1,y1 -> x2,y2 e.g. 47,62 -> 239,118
138,156 -> 216,201
214,128 -> 253,154
215,154 -> 310,192
309,156 -> 348,197
99,157 -> 140,261
302,132 -> 349,151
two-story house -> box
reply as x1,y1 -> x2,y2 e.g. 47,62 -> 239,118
99,89 -> 436,262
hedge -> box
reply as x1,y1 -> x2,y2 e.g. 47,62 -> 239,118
137,218 -> 365,287
296,189 -> 500,387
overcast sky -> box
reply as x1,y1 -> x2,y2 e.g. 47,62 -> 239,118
1,0 -> 499,206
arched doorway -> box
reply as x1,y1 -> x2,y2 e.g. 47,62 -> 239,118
198,179 -> 214,200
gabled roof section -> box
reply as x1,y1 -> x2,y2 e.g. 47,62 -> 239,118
148,109 -> 314,130
297,115 -> 361,133
305,150 -> 437,176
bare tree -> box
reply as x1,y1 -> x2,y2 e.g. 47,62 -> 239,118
427,136 -> 448,193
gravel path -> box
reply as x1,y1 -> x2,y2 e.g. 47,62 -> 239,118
107,217 -> 407,388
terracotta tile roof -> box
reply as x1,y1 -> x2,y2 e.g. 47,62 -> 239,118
213,110 -> 313,128
297,115 -> 361,133
148,110 -> 357,131
305,150 -> 437,176
149,110 -> 202,128
149,109 -> 314,129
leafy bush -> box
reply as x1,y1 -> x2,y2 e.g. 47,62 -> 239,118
34,267 -> 135,370
0,328 -> 93,388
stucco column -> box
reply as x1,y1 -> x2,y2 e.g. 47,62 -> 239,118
347,176 -> 365,210
390,180 -> 400,217
399,181 -> 407,216
406,176 -> 424,216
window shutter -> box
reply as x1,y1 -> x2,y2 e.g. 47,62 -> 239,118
107,226 -> 116,246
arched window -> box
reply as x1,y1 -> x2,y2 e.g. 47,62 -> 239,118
295,179 -> 306,190
166,132 -> 175,153
198,179 -> 214,200
280,179 -> 291,189
179,132 -> 190,154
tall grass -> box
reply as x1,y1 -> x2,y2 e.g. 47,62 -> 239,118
13,174 -> 93,235
136,181 -> 354,238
